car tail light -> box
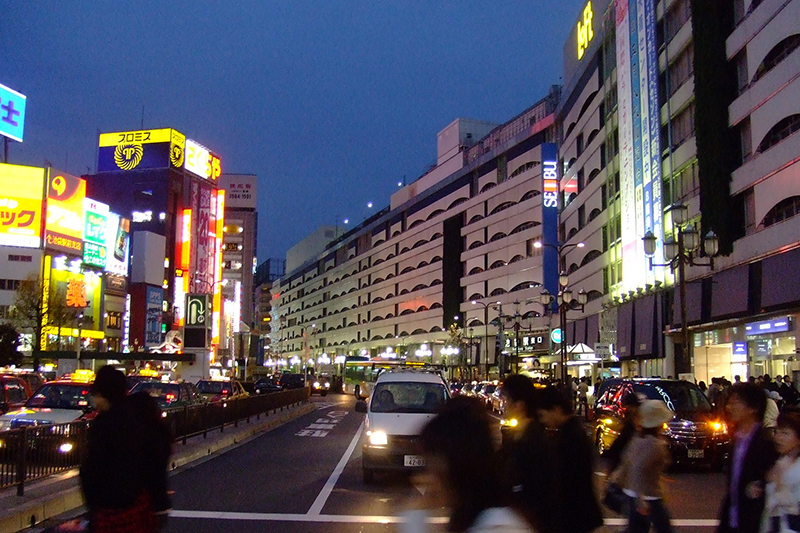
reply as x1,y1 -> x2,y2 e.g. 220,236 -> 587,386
165,393 -> 177,404
222,389 -> 229,395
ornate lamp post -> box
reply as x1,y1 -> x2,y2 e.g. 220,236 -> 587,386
471,300 -> 501,380
539,277 -> 587,389
643,203 -> 719,375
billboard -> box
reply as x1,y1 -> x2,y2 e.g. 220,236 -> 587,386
104,213 -> 130,276
98,128 -> 185,173
45,256 -> 104,337
541,143 -> 559,313
184,138 -> 221,181
0,163 -> 44,248
145,285 -> 164,347
83,198 -> 109,268
219,174 -> 257,209
0,82 -> 27,142
45,170 -> 85,255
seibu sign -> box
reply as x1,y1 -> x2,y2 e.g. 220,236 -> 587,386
543,159 -> 558,209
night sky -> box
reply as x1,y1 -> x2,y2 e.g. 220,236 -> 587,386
2,0 -> 586,263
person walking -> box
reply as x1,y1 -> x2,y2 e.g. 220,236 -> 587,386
717,382 -> 779,533
609,400 -> 675,533
577,378 -> 590,418
498,374 -> 557,533
537,386 -> 604,533
80,366 -> 155,533
401,396 -> 534,533
762,407 -> 800,533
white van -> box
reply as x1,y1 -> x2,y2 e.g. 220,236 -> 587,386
354,369 -> 450,483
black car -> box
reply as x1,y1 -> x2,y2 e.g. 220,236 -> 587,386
129,381 -> 206,409
278,373 -> 306,390
254,378 -> 282,394
594,378 -> 730,468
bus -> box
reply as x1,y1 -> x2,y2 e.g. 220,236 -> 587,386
343,356 -> 445,399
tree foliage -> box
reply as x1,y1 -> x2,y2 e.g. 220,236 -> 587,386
0,324 -> 21,367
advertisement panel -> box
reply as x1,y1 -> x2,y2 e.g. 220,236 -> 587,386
145,285 -> 163,347
98,128 -> 185,173
46,258 -> 104,337
541,143 -> 559,313
190,181 -> 216,290
219,174 -> 257,209
184,139 -> 221,181
0,163 -> 44,248
83,198 -> 109,268
104,213 -> 130,276
0,82 -> 27,142
45,169 -> 85,255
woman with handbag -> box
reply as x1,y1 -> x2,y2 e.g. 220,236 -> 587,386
608,399 -> 675,533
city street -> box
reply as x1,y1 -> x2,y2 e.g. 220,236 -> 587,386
163,394 -> 726,533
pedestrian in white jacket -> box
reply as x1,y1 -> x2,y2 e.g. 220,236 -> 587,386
762,407 -> 800,533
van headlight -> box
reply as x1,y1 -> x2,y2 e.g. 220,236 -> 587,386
368,431 -> 388,446
59,443 -> 74,453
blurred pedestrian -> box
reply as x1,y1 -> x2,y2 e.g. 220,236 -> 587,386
400,396 -> 533,533
80,366 -> 155,533
129,391 -> 174,530
780,376 -> 798,407
537,386 -> 603,533
762,407 -> 800,533
717,382 -> 779,533
606,392 -> 642,473
609,400 -> 675,533
498,374 -> 557,533
577,378 -> 589,418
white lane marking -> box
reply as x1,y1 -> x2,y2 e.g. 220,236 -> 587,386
306,419 -> 364,516
169,511 -> 717,527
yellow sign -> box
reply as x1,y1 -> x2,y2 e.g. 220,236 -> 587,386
98,128 -> 174,147
0,163 -> 44,249
577,1 -> 594,60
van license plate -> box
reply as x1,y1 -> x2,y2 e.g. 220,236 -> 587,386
404,455 -> 425,467
687,449 -> 704,459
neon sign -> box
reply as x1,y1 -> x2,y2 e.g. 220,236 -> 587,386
577,1 -> 594,60
542,160 -> 558,209
185,139 -> 221,181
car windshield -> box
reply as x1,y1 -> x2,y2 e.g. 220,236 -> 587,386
635,382 -> 713,412
26,383 -> 92,410
131,382 -> 181,408
370,382 -> 448,414
197,381 -> 229,394
483,384 -> 497,394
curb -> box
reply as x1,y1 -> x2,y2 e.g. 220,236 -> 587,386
0,402 -> 316,533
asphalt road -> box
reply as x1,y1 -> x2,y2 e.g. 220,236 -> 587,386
163,394 -> 727,533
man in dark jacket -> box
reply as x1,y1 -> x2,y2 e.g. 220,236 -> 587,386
538,386 -> 603,533
717,382 -> 779,533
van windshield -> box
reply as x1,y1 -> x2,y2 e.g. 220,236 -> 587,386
634,382 -> 713,412
371,382 -> 448,414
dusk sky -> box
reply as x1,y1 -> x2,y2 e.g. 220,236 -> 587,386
2,0 -> 586,263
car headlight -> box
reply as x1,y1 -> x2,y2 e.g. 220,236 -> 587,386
313,381 -> 321,389
0,420 -> 11,432
324,382 -> 330,388
368,431 -> 388,446
501,418 -> 518,428
711,421 -> 728,435
59,443 -> 74,453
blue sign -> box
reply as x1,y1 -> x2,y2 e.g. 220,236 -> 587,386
0,82 -> 26,142
732,342 -> 747,356
745,317 -> 791,336
551,328 -> 562,344
541,143 -> 559,313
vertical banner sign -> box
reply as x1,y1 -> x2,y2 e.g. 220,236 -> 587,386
643,0 -> 664,279
83,198 -> 109,268
145,286 -> 163,347
615,0 -> 639,292
104,213 -> 130,276
0,82 -> 27,142
541,143 -> 559,313
45,170 -> 85,255
211,189 -> 225,346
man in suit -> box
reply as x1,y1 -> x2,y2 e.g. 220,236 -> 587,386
717,382 -> 779,533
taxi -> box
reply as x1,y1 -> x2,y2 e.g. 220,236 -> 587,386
0,369 -> 96,432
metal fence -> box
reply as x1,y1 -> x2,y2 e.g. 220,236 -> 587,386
0,387 -> 310,495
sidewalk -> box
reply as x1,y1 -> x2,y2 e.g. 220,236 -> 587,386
0,401 -> 316,533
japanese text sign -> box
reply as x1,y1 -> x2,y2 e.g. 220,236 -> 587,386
0,82 -> 26,142
0,163 -> 44,248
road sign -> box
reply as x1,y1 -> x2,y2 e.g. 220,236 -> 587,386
185,294 -> 209,327
594,342 -> 611,359
551,328 -> 562,344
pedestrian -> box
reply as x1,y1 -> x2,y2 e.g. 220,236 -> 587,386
699,381 -> 708,394
717,382 -> 779,533
781,376 -> 798,407
80,366 -> 155,533
609,400 -> 675,533
537,386 -> 603,533
498,374 -> 557,533
577,378 -> 589,418
128,391 -> 174,530
400,396 -> 534,533
762,407 -> 800,533
606,392 -> 642,472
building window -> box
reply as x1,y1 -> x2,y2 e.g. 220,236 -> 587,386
673,160 -> 700,201
740,117 -> 752,162
106,312 -> 122,330
664,0 -> 691,45
576,133 -> 584,157
7,254 -> 32,262
752,35 -> 800,84
577,168 -> 585,194
668,43 -> 694,96
757,114 -> 800,154
763,196 -> 800,228
672,102 -> 696,148
0,279 -> 21,291
578,205 -> 586,230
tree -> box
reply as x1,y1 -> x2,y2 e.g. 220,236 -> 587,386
0,324 -> 21,367
10,273 -> 76,371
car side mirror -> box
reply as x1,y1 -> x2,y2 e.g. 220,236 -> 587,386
355,400 -> 368,413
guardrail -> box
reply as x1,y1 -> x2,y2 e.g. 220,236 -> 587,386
0,387 -> 309,495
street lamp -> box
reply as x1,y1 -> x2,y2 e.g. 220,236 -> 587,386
471,300 -> 501,380
642,202 -> 719,375
539,275 -> 587,391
